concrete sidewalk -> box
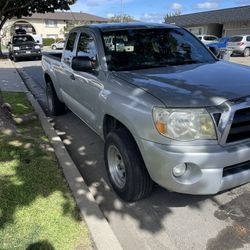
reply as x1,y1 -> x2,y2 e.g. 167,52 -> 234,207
0,59 -> 27,92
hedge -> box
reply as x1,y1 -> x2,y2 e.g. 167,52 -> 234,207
42,38 -> 65,46
43,38 -> 55,46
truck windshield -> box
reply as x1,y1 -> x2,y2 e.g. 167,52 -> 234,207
13,35 -> 34,44
102,28 -> 216,71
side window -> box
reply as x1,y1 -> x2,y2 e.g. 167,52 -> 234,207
77,33 -> 97,61
63,32 -> 77,65
65,32 -> 77,52
247,36 -> 250,42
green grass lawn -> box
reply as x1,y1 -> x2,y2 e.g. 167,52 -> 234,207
0,92 -> 93,250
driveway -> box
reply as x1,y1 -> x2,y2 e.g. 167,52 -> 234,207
230,56 -> 250,66
14,58 -> 250,250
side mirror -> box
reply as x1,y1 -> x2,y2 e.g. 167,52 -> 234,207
209,46 -> 220,58
72,56 -> 93,72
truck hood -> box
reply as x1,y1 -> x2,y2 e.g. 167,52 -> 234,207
113,61 -> 250,107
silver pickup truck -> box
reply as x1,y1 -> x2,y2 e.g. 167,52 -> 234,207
42,23 -> 250,202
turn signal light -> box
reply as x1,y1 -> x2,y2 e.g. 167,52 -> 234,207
155,121 -> 167,134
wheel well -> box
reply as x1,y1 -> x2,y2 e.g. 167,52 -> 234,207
103,115 -> 129,139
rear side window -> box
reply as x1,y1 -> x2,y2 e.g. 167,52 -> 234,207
204,36 -> 217,41
229,36 -> 243,42
65,32 -> 77,52
247,36 -> 250,42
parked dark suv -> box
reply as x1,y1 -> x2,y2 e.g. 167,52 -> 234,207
9,34 -> 42,62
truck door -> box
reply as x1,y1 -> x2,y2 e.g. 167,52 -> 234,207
58,31 -> 78,110
71,31 -> 103,130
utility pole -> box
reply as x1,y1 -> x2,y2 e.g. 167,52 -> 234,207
120,0 -> 123,23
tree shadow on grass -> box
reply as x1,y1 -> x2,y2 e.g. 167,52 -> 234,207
0,126 -> 81,230
0,93 -> 91,249
26,240 -> 55,250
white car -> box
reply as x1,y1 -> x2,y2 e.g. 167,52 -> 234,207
51,40 -> 65,50
197,35 -> 219,45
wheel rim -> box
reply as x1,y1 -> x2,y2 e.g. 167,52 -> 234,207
245,49 -> 250,56
107,145 -> 126,189
47,86 -> 53,112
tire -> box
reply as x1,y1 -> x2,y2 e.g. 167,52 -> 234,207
243,48 -> 250,57
104,128 -> 153,202
13,56 -> 18,62
52,45 -> 57,50
46,82 -> 66,116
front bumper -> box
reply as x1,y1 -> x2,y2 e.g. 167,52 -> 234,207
13,50 -> 42,58
138,139 -> 250,195
227,46 -> 245,54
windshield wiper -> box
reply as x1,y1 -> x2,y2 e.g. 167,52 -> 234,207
117,63 -> 168,71
167,59 -> 204,65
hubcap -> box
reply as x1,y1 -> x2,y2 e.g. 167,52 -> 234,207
107,145 -> 126,189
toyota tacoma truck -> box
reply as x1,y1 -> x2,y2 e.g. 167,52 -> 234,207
42,23 -> 250,202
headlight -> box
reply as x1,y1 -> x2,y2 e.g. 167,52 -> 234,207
13,46 -> 20,51
153,107 -> 216,141
34,45 -> 40,49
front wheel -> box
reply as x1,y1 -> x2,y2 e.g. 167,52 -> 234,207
104,128 -> 153,202
243,48 -> 250,57
52,45 -> 57,50
46,82 -> 65,116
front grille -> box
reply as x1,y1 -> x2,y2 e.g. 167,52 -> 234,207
223,161 -> 250,177
226,107 -> 250,143
20,45 -> 33,50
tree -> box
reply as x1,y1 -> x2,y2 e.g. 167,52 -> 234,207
0,0 -> 76,57
109,14 -> 134,23
164,10 -> 181,23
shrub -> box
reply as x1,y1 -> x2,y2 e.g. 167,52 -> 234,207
42,38 -> 55,46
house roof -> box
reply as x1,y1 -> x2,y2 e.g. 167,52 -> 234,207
24,11 -> 108,22
165,6 -> 250,26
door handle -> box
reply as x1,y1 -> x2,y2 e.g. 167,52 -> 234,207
70,74 -> 75,80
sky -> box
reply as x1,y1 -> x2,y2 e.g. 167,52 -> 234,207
70,0 -> 250,22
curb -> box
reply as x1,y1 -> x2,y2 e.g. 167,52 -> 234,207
13,62 -> 123,250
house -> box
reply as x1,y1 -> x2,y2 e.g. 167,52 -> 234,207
2,11 -> 108,45
165,6 -> 250,37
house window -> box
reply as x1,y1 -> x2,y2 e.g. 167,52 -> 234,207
45,20 -> 57,27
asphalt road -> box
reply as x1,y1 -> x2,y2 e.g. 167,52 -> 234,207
15,58 -> 250,250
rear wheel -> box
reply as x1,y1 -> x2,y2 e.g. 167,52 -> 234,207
243,48 -> 250,57
46,82 -> 65,116
104,128 -> 153,202
52,45 -> 57,50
